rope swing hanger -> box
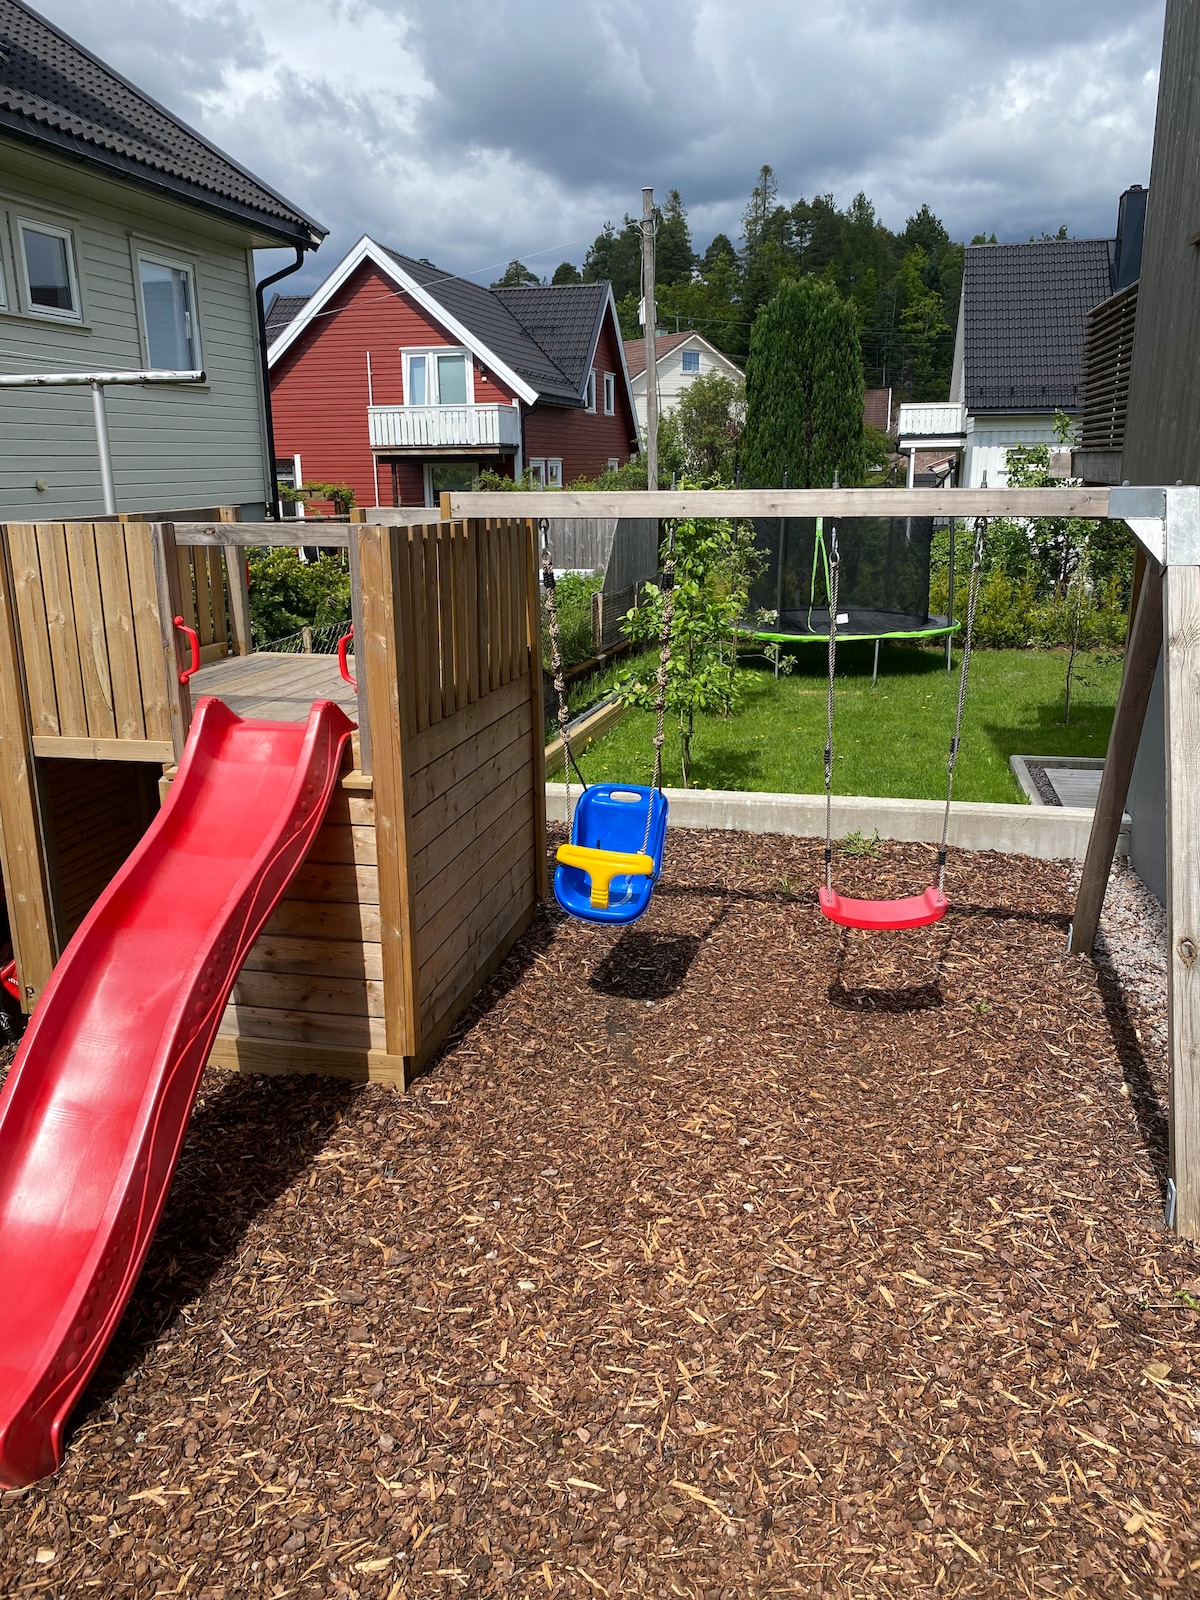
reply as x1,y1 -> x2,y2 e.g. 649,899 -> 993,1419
818,517 -> 988,932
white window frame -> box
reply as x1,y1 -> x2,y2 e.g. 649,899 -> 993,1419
585,370 -> 596,413
528,458 -> 546,488
422,460 -> 478,507
603,372 -> 616,415
16,215 -> 82,322
607,458 -> 621,474
680,348 -> 700,374
0,233 -> 8,311
135,248 -> 202,370
402,346 -> 475,407
545,458 -> 563,488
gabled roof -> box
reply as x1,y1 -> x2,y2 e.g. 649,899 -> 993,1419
0,0 -> 324,248
493,282 -> 609,393
384,251 -> 580,404
962,238 -> 1114,413
623,330 -> 743,381
267,237 -> 633,416
264,293 -> 309,343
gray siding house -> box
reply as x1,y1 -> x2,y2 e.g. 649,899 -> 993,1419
0,0 -> 324,519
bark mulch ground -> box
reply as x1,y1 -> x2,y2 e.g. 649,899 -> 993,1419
2,831 -> 1200,1599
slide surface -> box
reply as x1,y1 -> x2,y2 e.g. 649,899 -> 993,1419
0,696 -> 354,1486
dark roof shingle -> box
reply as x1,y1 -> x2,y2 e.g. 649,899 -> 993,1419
622,332 -> 690,379
0,0 -> 324,246
385,252 -> 608,404
264,293 -> 309,342
963,239 -> 1114,413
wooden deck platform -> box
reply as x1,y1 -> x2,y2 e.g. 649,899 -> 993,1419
190,652 -> 359,723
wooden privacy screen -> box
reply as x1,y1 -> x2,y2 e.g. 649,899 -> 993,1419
2,522 -> 193,763
211,516 -> 547,1087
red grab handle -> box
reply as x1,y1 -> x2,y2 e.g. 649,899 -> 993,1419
338,625 -> 357,691
173,616 -> 200,684
0,959 -> 19,1001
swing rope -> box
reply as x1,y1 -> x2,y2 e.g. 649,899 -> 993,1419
642,521 -> 677,854
540,519 -> 589,835
821,516 -> 988,922
822,522 -> 841,893
936,517 -> 987,893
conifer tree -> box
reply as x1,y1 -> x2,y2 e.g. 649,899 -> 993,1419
741,277 -> 865,488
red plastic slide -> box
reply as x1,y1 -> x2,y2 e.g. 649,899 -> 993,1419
0,697 -> 354,1486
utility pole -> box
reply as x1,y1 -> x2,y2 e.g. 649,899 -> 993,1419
642,186 -> 657,492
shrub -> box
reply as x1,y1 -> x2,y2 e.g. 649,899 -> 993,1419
542,570 -> 602,671
246,548 -> 351,645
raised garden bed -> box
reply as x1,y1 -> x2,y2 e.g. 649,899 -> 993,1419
1,833 -> 1196,1597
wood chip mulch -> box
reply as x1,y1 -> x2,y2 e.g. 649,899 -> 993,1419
3,830 -> 1200,1599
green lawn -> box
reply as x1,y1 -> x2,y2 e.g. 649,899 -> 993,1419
575,642 -> 1124,803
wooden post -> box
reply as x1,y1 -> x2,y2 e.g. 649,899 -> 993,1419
219,506 -> 252,658
0,530 -> 57,1006
148,523 -> 193,760
523,518 -> 548,900
348,526 -> 371,775
1070,559 -> 1164,955
358,523 -> 419,1064
1165,563 -> 1200,1237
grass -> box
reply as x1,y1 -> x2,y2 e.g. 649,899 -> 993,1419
575,641 -> 1124,803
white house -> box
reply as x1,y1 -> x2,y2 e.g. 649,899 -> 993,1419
623,331 -> 742,441
897,238 -> 1114,487
0,0 -> 325,520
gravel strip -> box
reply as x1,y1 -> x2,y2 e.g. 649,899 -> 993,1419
1,832 -> 1197,1599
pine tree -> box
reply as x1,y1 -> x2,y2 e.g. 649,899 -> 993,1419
551,261 -> 583,285
491,260 -> 541,287
657,189 -> 694,287
741,277 -> 865,488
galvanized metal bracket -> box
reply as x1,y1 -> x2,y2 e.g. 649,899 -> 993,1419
1111,485 -> 1200,567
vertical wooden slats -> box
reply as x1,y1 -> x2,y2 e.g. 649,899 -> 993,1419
465,520 -> 480,704
408,528 -> 430,733
451,521 -> 469,714
124,525 -> 174,746
437,522 -> 456,720
37,525 -> 88,739
508,518 -> 525,681
524,517 -> 549,902
424,522 -> 442,726
64,525 -> 116,740
94,528 -> 146,742
0,535 -> 56,1005
7,525 -> 59,738
149,523 -> 192,759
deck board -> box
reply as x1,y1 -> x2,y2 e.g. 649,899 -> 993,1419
190,652 -> 359,723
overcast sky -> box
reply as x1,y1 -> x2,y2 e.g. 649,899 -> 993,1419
39,0 -> 1165,291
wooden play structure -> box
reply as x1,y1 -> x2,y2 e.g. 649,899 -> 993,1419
0,509 -> 545,1087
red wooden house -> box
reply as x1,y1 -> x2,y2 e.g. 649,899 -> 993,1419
266,236 -> 639,509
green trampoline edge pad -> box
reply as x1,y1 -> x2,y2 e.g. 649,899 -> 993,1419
740,621 -> 961,645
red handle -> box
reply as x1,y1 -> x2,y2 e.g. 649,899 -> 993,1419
338,625 -> 357,691
0,959 -> 19,1001
173,616 -> 200,684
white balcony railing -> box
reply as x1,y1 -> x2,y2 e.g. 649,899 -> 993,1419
367,403 -> 522,451
896,402 -> 967,439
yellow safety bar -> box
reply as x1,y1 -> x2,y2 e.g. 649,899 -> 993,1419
556,843 -> 655,910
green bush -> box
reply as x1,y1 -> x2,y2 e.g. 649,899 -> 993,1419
930,564 -> 1129,650
543,571 -> 602,671
246,548 -> 351,645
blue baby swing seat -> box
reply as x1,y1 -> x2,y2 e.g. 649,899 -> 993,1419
554,783 -> 669,925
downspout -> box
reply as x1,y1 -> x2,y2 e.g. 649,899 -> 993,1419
255,246 -> 306,519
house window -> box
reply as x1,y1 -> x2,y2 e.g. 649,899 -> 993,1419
603,372 -> 616,414
681,349 -> 700,374
138,254 -> 200,370
546,459 -> 563,488
585,371 -> 596,412
607,458 -> 621,474
18,219 -> 80,320
424,461 -> 476,507
528,459 -> 545,488
404,348 -> 472,405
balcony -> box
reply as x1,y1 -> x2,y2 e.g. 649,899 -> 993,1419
896,402 -> 967,441
368,403 -> 522,454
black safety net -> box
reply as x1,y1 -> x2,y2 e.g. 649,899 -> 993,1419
744,515 -> 947,639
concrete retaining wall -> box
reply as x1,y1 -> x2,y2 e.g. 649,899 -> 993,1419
546,784 -> 1121,861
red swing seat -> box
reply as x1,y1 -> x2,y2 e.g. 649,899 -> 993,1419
818,884 -> 947,931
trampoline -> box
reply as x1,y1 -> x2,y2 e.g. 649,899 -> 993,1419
741,514 -> 955,647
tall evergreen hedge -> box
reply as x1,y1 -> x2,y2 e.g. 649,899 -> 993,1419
741,277 -> 865,488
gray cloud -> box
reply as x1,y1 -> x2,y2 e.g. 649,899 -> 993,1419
38,0 -> 1164,287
